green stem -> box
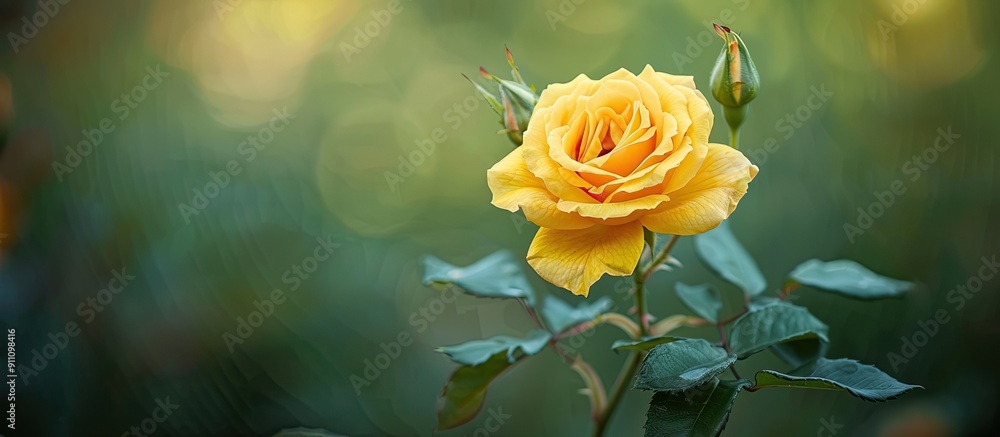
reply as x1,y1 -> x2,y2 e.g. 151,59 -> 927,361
645,234 -> 681,284
723,105 -> 748,150
729,124 -> 740,151
592,233 -> 681,437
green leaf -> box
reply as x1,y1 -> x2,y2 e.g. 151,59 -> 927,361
272,428 -> 347,437
675,282 -> 722,323
436,330 -> 550,366
462,74 -> 504,115
694,222 -> 766,296
437,353 -> 520,430
540,295 -> 613,333
770,341 -> 830,370
789,259 -> 914,300
611,336 -> 683,353
750,358 -> 922,402
644,378 -> 751,437
422,250 -> 536,305
635,339 -> 737,392
729,300 -> 828,360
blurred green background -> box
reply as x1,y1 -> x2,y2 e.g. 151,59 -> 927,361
1,0 -> 998,435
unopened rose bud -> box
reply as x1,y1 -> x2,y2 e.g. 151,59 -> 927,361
464,47 -> 539,146
710,24 -> 759,146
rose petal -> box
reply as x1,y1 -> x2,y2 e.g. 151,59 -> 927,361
487,147 -> 594,230
654,70 -> 697,89
640,143 -> 759,235
557,194 -> 671,219
527,221 -> 644,297
523,138 -> 602,204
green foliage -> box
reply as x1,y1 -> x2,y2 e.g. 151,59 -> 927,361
694,222 -> 767,296
426,251 -> 553,430
769,340 -> 830,370
540,295 -> 613,333
729,299 -> 828,361
422,250 -> 536,305
635,339 -> 737,392
437,353 -> 523,430
749,358 -> 921,401
611,336 -> 682,352
424,225 -> 921,436
789,259 -> 914,300
644,379 -> 751,437
675,282 -> 723,323
436,330 -> 550,366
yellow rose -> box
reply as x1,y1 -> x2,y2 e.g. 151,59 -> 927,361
487,65 -> 758,297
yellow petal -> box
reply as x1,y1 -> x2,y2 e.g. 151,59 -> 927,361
487,147 -> 594,230
535,73 -> 594,113
522,139 -> 600,204
653,70 -> 697,89
527,221 -> 645,297
640,143 -> 758,235
557,194 -> 670,220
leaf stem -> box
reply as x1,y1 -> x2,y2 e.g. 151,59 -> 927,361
717,321 -> 743,380
518,298 -> 545,330
717,322 -> 731,353
556,313 -> 641,340
571,357 -> 608,421
717,308 -> 748,327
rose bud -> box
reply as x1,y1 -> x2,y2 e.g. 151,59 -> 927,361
464,47 -> 539,146
709,24 -> 759,146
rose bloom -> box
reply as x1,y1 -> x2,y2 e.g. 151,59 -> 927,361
487,65 -> 758,296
